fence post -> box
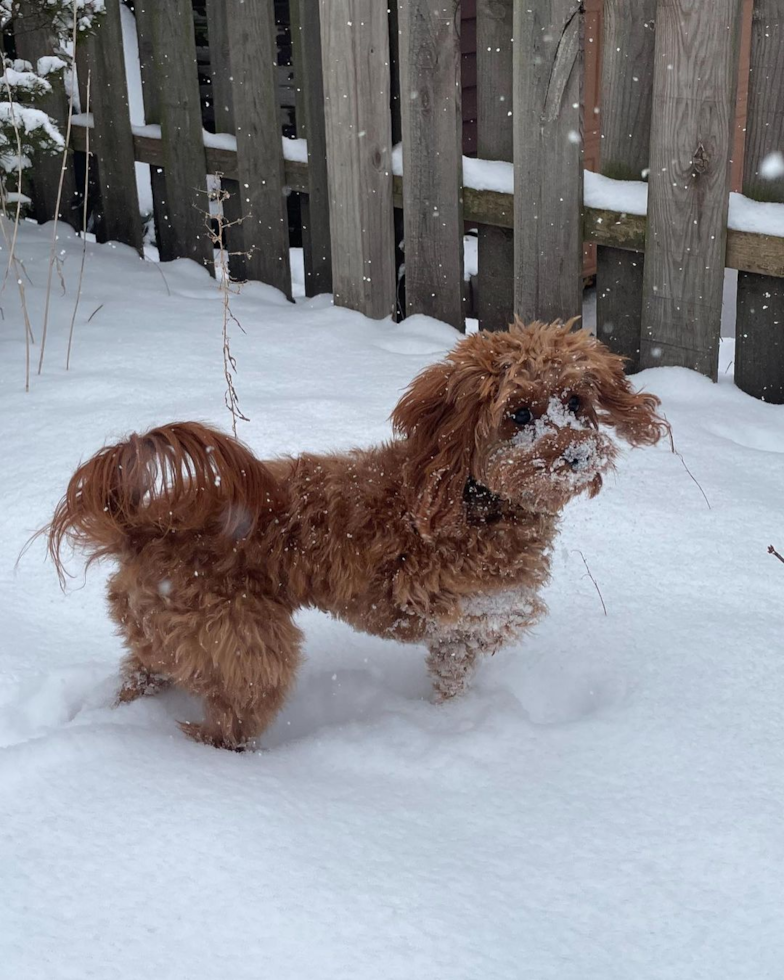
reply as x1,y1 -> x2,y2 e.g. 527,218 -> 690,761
476,0 -> 514,333
134,2 -> 176,260
398,0 -> 464,329
735,0 -> 784,402
226,1 -> 291,297
204,0 -> 246,282
513,0 -> 583,325
83,0 -> 143,252
14,2 -> 78,228
640,0 -> 743,379
596,1 -> 656,370
150,0 -> 214,272
320,0 -> 396,320
292,0 -> 333,297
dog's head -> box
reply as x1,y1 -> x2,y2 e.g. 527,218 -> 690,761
392,319 -> 668,538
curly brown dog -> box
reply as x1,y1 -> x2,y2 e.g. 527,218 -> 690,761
46,320 -> 667,749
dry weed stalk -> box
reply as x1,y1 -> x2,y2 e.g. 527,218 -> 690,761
202,177 -> 250,438
0,74 -> 34,390
66,66 -> 91,370
574,549 -> 608,616
38,0 -> 80,376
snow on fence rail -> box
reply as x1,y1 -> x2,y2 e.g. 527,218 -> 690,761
20,0 -> 784,401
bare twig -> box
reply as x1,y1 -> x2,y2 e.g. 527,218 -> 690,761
87,302 -> 103,322
146,258 -> 171,296
666,420 -> 711,510
574,550 -> 607,616
768,545 -> 784,566
67,67 -> 91,370
39,0 -> 80,375
202,177 -> 250,438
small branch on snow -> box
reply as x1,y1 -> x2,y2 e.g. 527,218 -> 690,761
665,418 -> 711,510
574,549 -> 607,616
768,545 -> 784,566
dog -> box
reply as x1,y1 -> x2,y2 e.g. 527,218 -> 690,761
46,319 -> 667,749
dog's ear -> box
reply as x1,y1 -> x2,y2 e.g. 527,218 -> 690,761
588,343 -> 669,447
392,360 -> 480,539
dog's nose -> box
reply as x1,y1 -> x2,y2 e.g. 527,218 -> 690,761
563,454 -> 581,472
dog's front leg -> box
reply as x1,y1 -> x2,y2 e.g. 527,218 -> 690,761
426,635 -> 480,702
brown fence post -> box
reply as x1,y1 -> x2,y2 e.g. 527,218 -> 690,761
134,2 -> 175,260
476,0 -> 514,333
14,2 -> 78,228
83,0 -> 143,252
513,0 -> 583,325
735,0 -> 784,402
398,0 -> 464,329
640,0 -> 743,379
595,1 -> 656,370
320,0 -> 396,320
150,0 -> 214,272
292,0 -> 333,297
226,0 -> 291,297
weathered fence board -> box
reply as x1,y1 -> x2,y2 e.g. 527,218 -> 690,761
596,1 -> 656,370
735,0 -> 784,402
640,0 -> 743,379
398,0 -> 464,329
292,0 -> 332,297
83,0 -> 142,252
150,0 -> 213,271
320,0 -> 396,319
14,2 -> 78,227
226,0 -> 291,297
513,0 -> 583,324
134,2 -> 175,260
205,0 -> 246,281
476,0 -> 514,333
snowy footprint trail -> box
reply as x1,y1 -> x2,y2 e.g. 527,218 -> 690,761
2,222 -> 784,980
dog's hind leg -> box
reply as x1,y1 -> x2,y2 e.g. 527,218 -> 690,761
177,598 -> 303,751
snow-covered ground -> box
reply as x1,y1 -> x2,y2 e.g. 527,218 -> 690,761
2,220 -> 784,980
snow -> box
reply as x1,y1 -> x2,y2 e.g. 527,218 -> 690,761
584,171 -> 784,238
759,151 -> 784,181
2,221 -> 784,979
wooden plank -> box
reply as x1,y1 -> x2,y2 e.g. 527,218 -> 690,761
83,0 -> 142,251
476,0 -> 514,333
150,0 -> 214,271
226,1 -> 291,296
134,2 -> 176,262
205,0 -> 246,281
14,2 -> 78,227
320,0 -> 396,319
640,0 -> 743,379
595,0 -> 656,370
398,0 -> 464,329
292,0 -> 332,296
735,0 -> 784,402
513,0 -> 583,324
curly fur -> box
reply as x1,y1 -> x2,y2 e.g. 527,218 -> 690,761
45,321 -> 668,749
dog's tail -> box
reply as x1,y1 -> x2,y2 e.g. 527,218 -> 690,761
45,421 -> 283,583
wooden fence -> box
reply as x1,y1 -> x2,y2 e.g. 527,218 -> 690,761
19,0 -> 784,402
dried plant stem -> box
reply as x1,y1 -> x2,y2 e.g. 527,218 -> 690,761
0,77 -> 34,390
67,67 -> 91,370
574,549 -> 608,616
39,0 -> 80,376
202,177 -> 250,438
768,545 -> 784,566
665,419 -> 711,510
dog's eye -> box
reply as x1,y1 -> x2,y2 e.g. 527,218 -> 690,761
510,406 -> 533,426
567,395 -> 581,413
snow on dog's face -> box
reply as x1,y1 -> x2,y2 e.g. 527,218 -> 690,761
392,319 -> 668,537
